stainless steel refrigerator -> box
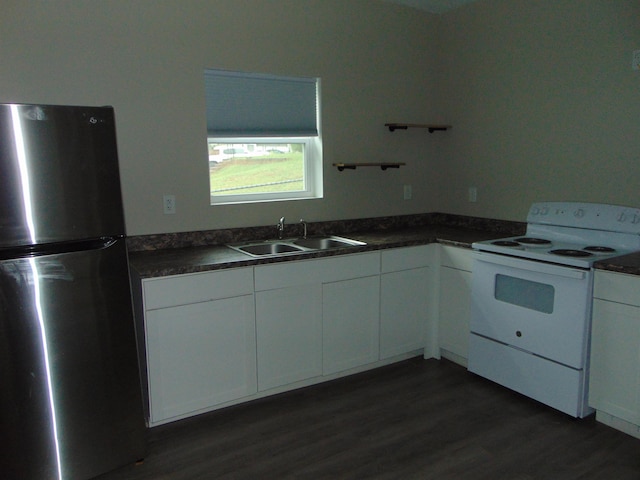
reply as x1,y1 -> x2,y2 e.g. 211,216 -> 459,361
0,104 -> 146,479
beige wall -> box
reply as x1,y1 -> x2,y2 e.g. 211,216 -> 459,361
1,1 -> 638,234
439,0 -> 640,221
0,0 -> 445,235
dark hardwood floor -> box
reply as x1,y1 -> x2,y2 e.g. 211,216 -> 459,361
96,358 -> 640,480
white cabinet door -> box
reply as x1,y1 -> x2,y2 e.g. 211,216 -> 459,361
438,266 -> 472,359
255,252 -> 379,388
380,267 -> 430,359
590,298 -> 640,424
380,245 -> 433,359
255,283 -> 323,391
323,275 -> 380,375
438,246 -> 473,363
146,294 -> 257,424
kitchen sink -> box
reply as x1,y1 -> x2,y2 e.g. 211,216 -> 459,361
292,236 -> 365,250
234,243 -> 304,256
227,236 -> 366,258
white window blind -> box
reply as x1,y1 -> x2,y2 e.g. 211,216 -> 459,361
205,69 -> 318,137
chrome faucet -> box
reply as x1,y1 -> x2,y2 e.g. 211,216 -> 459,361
277,216 -> 285,239
299,219 -> 307,239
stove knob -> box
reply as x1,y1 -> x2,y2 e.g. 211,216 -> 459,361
540,207 -> 549,215
617,212 -> 627,223
632,214 -> 640,224
516,330 -> 522,337
574,208 -> 585,218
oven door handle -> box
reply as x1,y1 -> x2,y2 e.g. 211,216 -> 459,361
473,252 -> 588,280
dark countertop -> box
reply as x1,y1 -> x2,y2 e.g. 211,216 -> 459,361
595,252 -> 640,276
129,225 -> 505,279
129,218 -> 640,279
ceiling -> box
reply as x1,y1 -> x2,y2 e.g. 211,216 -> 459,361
381,0 -> 481,14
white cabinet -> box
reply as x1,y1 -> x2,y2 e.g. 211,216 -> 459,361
589,271 -> 640,438
133,244 -> 437,426
323,275 -> 380,375
380,245 -> 434,359
141,268 -> 257,425
255,283 -> 322,391
437,245 -> 473,365
255,252 -> 380,385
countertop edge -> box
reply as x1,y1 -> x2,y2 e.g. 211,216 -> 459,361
129,224 -> 640,279
128,226 -> 491,279
594,252 -> 640,276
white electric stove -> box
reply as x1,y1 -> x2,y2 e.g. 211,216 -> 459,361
468,202 -> 640,418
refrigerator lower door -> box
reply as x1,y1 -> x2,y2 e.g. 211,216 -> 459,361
0,239 -> 146,480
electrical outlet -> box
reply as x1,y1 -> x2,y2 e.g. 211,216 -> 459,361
468,187 -> 478,203
633,50 -> 640,71
163,194 -> 176,214
403,185 -> 412,200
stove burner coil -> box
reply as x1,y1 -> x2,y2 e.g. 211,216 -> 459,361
549,249 -> 593,257
491,240 -> 522,247
583,246 -> 616,254
514,237 -> 552,245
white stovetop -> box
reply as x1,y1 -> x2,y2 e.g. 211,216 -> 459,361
472,202 -> 640,269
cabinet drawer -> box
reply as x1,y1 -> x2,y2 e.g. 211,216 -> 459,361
594,271 -> 640,306
381,244 -> 433,273
255,252 -> 379,291
143,267 -> 254,310
440,245 -> 473,271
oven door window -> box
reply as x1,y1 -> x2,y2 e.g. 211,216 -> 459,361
495,274 -> 555,314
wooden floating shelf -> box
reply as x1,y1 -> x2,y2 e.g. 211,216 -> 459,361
333,162 -> 406,172
385,123 -> 452,133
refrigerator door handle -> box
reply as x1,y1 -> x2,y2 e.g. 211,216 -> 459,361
0,235 -> 125,260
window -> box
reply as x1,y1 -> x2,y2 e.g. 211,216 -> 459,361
205,69 -> 322,204
495,274 -> 555,314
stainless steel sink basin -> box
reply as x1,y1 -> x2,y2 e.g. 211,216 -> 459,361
227,235 -> 366,258
292,236 -> 365,250
233,243 -> 305,256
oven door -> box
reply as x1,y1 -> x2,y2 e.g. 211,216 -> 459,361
470,251 -> 592,369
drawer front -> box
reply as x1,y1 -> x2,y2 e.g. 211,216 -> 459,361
381,245 -> 433,273
440,245 -> 473,271
143,267 -> 254,310
254,252 -> 379,291
594,271 -> 640,306
468,333 -> 589,418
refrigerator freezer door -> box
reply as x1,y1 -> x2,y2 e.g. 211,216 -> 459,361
0,104 -> 126,247
0,239 -> 146,480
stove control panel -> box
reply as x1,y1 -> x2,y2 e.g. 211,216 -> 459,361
527,202 -> 640,234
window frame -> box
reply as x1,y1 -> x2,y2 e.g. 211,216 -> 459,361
208,136 -> 322,205
204,69 -> 323,205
